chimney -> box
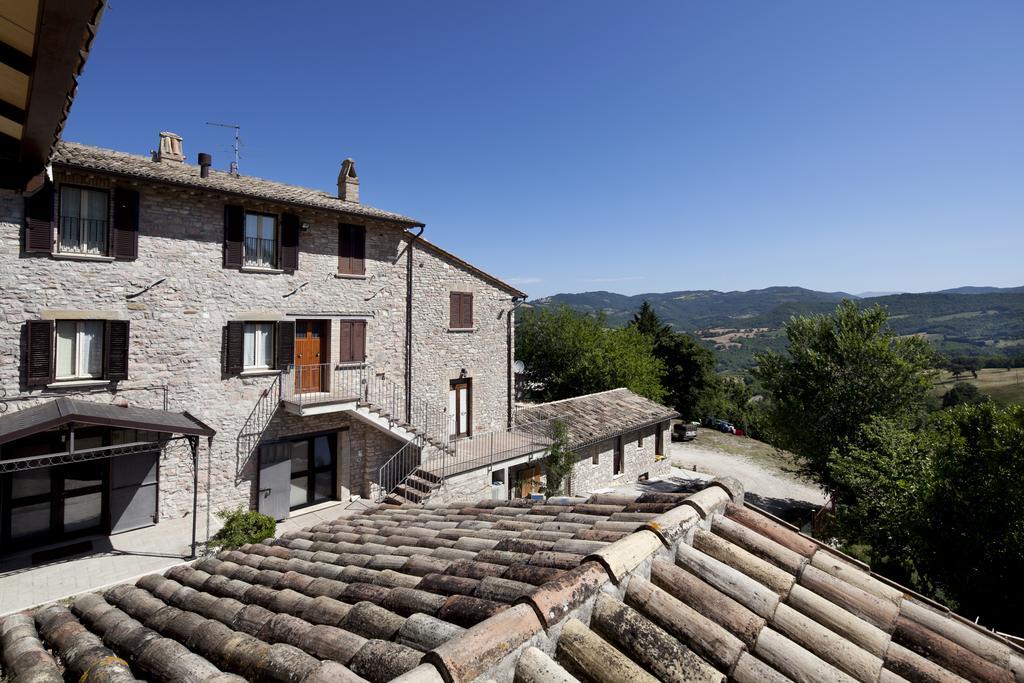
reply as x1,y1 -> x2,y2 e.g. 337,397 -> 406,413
338,158 -> 359,203
198,152 -> 212,178
155,132 -> 184,162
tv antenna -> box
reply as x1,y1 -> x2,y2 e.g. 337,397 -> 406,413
206,121 -> 241,174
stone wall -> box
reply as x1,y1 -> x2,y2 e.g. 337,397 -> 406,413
0,169 -> 514,524
567,422 -> 671,496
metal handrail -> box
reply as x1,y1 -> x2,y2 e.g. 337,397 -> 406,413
424,415 -> 559,482
236,372 -> 282,474
376,436 -> 425,503
244,236 -> 276,268
58,216 -> 108,255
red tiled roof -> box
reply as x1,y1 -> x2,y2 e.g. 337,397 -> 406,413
2,483 -> 1021,682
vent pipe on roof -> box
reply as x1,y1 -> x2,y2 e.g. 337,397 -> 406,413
338,158 -> 359,203
154,132 -> 184,163
198,152 -> 212,178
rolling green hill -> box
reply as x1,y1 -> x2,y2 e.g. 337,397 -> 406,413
531,286 -> 1024,371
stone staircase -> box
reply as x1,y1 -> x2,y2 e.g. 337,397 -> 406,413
382,465 -> 442,506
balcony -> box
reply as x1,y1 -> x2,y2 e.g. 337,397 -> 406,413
280,363 -> 364,415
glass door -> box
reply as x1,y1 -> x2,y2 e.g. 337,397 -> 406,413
288,434 -> 336,510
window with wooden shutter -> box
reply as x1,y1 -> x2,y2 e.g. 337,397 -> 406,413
450,292 -> 474,329
25,320 -> 54,386
279,213 -> 300,271
276,320 -> 295,369
224,205 -> 245,268
23,180 -> 54,254
224,321 -> 245,375
338,223 -> 365,275
111,188 -> 140,261
105,320 -> 130,380
339,320 -> 367,363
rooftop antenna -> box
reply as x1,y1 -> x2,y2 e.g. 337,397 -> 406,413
206,121 -> 241,175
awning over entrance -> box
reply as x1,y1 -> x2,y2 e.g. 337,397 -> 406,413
0,397 -> 214,448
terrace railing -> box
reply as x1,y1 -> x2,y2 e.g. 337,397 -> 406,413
425,416 -> 557,481
377,437 -> 424,503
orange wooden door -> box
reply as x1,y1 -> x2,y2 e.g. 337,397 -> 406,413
516,466 -> 542,498
294,320 -> 324,393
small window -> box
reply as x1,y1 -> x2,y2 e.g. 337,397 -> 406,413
244,322 -> 275,370
339,320 -> 367,363
614,436 -> 624,475
244,212 -> 277,268
592,449 -> 599,466
59,186 -> 109,255
55,320 -> 105,380
450,292 -> 474,329
338,223 -> 366,275
638,432 -> 644,448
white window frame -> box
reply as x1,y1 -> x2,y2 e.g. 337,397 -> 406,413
55,320 -> 105,380
243,212 -> 278,268
244,322 -> 275,370
58,185 -> 109,255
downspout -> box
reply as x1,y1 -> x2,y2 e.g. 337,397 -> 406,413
404,226 -> 425,425
507,295 -> 527,429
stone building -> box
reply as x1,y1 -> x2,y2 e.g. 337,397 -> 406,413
0,132 -> 529,555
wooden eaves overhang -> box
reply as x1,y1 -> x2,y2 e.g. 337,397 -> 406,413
0,0 -> 107,190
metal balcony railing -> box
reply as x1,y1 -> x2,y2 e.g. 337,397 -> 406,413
423,416 -> 558,481
58,216 -> 107,255
244,236 -> 276,268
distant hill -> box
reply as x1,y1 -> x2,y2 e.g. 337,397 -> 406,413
531,286 -> 1024,371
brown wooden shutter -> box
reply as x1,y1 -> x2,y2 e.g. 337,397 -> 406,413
25,320 -> 54,386
462,293 -> 473,328
352,225 -> 365,274
225,321 -> 244,375
340,321 -> 353,362
338,223 -> 366,275
24,180 -> 54,254
449,292 -> 459,328
354,321 -> 366,361
111,188 -> 140,260
105,320 -> 130,380
279,213 -> 299,271
224,205 -> 244,268
276,320 -> 295,370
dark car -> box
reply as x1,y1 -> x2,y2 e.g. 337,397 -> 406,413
672,423 -> 697,442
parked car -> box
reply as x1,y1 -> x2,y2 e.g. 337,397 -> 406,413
672,423 -> 698,442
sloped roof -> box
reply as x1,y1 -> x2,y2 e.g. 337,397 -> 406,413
517,388 -> 679,447
0,397 -> 214,446
2,483 -> 1020,682
51,141 -> 423,227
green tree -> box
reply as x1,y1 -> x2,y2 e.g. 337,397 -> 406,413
753,300 -> 935,492
539,419 -> 574,498
940,381 -> 986,408
630,300 -> 671,339
517,305 -> 665,402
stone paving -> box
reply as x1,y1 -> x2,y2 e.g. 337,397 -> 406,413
0,499 -> 368,616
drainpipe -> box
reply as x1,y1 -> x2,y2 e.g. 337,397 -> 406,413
507,295 -> 527,429
404,226 -> 425,425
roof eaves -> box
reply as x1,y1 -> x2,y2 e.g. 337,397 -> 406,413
413,235 -> 527,298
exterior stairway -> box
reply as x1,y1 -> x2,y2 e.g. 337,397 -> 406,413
383,466 -> 442,506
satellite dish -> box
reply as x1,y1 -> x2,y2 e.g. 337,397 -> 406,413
513,360 -> 525,374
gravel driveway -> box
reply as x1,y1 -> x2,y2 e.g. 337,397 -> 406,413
611,439 -> 828,526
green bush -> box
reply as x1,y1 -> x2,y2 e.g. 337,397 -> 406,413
208,507 -> 276,550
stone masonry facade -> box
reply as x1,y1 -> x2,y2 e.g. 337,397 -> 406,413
0,146 -> 520,528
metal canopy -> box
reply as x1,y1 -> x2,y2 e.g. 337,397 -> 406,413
0,397 -> 215,448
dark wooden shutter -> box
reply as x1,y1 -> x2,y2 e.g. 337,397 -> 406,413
111,188 -> 140,260
279,213 -> 299,271
462,293 -> 473,328
340,321 -> 353,362
24,180 -> 54,254
225,321 -> 244,375
26,320 -> 54,386
105,320 -> 130,380
276,320 -> 295,370
449,292 -> 459,328
224,205 -> 244,268
338,223 -> 366,275
354,321 -> 366,361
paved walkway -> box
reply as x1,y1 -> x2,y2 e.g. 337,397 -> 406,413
0,499 -> 371,617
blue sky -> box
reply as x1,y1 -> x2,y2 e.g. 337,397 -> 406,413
65,1 -> 1023,298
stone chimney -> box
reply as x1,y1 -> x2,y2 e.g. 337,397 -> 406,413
155,132 -> 184,163
338,158 -> 359,203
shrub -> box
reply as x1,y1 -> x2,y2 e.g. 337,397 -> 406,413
208,507 -> 276,550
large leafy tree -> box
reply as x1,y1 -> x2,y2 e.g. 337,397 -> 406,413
754,300 -> 934,491
517,305 -> 665,402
